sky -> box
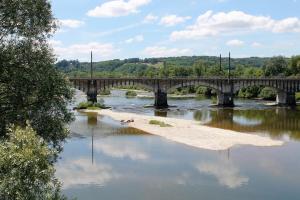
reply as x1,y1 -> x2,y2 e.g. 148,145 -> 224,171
51,0 -> 300,61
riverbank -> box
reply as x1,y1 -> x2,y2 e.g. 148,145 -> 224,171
83,109 -> 283,151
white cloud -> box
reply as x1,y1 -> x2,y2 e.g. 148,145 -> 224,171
251,42 -> 263,47
125,34 -> 144,43
170,10 -> 300,40
87,0 -> 151,17
271,17 -> 300,33
226,39 -> 244,47
59,19 -> 84,28
160,15 -> 191,27
56,158 -> 119,189
91,23 -> 142,37
143,46 -> 192,57
143,13 -> 159,23
53,42 -> 117,61
196,159 -> 249,189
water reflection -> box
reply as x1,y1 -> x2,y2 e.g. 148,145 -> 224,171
59,92 -> 300,199
193,108 -> 300,140
57,111 -> 300,200
92,139 -> 149,161
56,158 -> 119,189
197,154 -> 249,189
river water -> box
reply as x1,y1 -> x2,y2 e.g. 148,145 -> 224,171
56,90 -> 300,200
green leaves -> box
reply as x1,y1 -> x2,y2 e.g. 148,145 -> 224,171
0,0 -> 74,149
0,126 -> 66,200
0,0 -> 56,41
0,1 -> 72,199
263,56 -> 288,77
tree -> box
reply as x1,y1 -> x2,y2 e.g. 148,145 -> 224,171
0,0 -> 73,149
193,60 -> 207,76
263,56 -> 288,77
289,55 -> 300,76
259,87 -> 277,100
0,126 -> 67,200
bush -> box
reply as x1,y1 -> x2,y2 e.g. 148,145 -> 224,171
174,88 -> 189,95
99,89 -> 111,95
196,86 -> 215,96
259,87 -> 277,100
0,126 -> 66,199
296,93 -> 300,101
114,85 -> 151,91
125,90 -> 137,97
149,120 -> 172,127
238,86 -> 261,99
77,100 -> 106,109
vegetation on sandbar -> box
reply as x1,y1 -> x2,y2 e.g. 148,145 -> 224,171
149,120 -> 172,127
76,100 -> 107,110
99,89 -> 111,96
126,90 -> 137,97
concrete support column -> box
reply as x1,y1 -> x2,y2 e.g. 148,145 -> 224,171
276,91 -> 296,106
217,92 -> 234,107
87,80 -> 97,103
154,89 -> 168,108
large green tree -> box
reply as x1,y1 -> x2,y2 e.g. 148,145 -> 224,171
289,55 -> 300,76
0,0 -> 73,148
263,56 -> 288,77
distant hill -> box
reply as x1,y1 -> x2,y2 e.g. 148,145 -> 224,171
56,56 -> 271,74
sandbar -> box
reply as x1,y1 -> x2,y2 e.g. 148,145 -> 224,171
84,109 -> 284,150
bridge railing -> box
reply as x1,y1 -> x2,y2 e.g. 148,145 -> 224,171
69,76 -> 300,81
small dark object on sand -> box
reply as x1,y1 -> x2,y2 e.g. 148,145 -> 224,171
126,119 -> 134,123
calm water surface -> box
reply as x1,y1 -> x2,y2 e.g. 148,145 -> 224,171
56,90 -> 300,200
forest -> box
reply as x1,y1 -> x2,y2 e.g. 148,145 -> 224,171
56,55 -> 300,78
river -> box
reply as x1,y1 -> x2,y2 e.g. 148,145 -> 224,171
56,90 -> 300,200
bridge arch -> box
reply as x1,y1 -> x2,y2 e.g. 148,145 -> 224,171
94,79 -> 155,93
166,80 -> 222,94
232,79 -> 300,94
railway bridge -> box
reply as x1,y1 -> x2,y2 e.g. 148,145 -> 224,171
69,77 -> 300,108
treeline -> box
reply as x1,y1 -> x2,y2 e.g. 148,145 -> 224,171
56,55 -> 300,78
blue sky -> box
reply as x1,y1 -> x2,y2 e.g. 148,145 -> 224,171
51,0 -> 300,61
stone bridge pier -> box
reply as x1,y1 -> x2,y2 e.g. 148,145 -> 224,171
216,81 -> 234,107
87,80 -> 98,103
154,88 -> 168,108
276,91 -> 296,106
217,92 -> 234,107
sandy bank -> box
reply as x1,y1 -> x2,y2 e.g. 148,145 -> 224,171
84,109 -> 283,151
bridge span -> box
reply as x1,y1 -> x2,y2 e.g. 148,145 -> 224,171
69,77 -> 300,108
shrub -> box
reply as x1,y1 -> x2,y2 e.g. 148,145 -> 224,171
296,93 -> 300,101
149,120 -> 172,127
196,86 -> 215,96
174,88 -> 189,95
125,90 -> 137,97
114,85 -> 151,91
77,100 -> 106,109
0,126 -> 66,199
259,87 -> 277,100
99,89 -> 111,95
238,86 -> 261,99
